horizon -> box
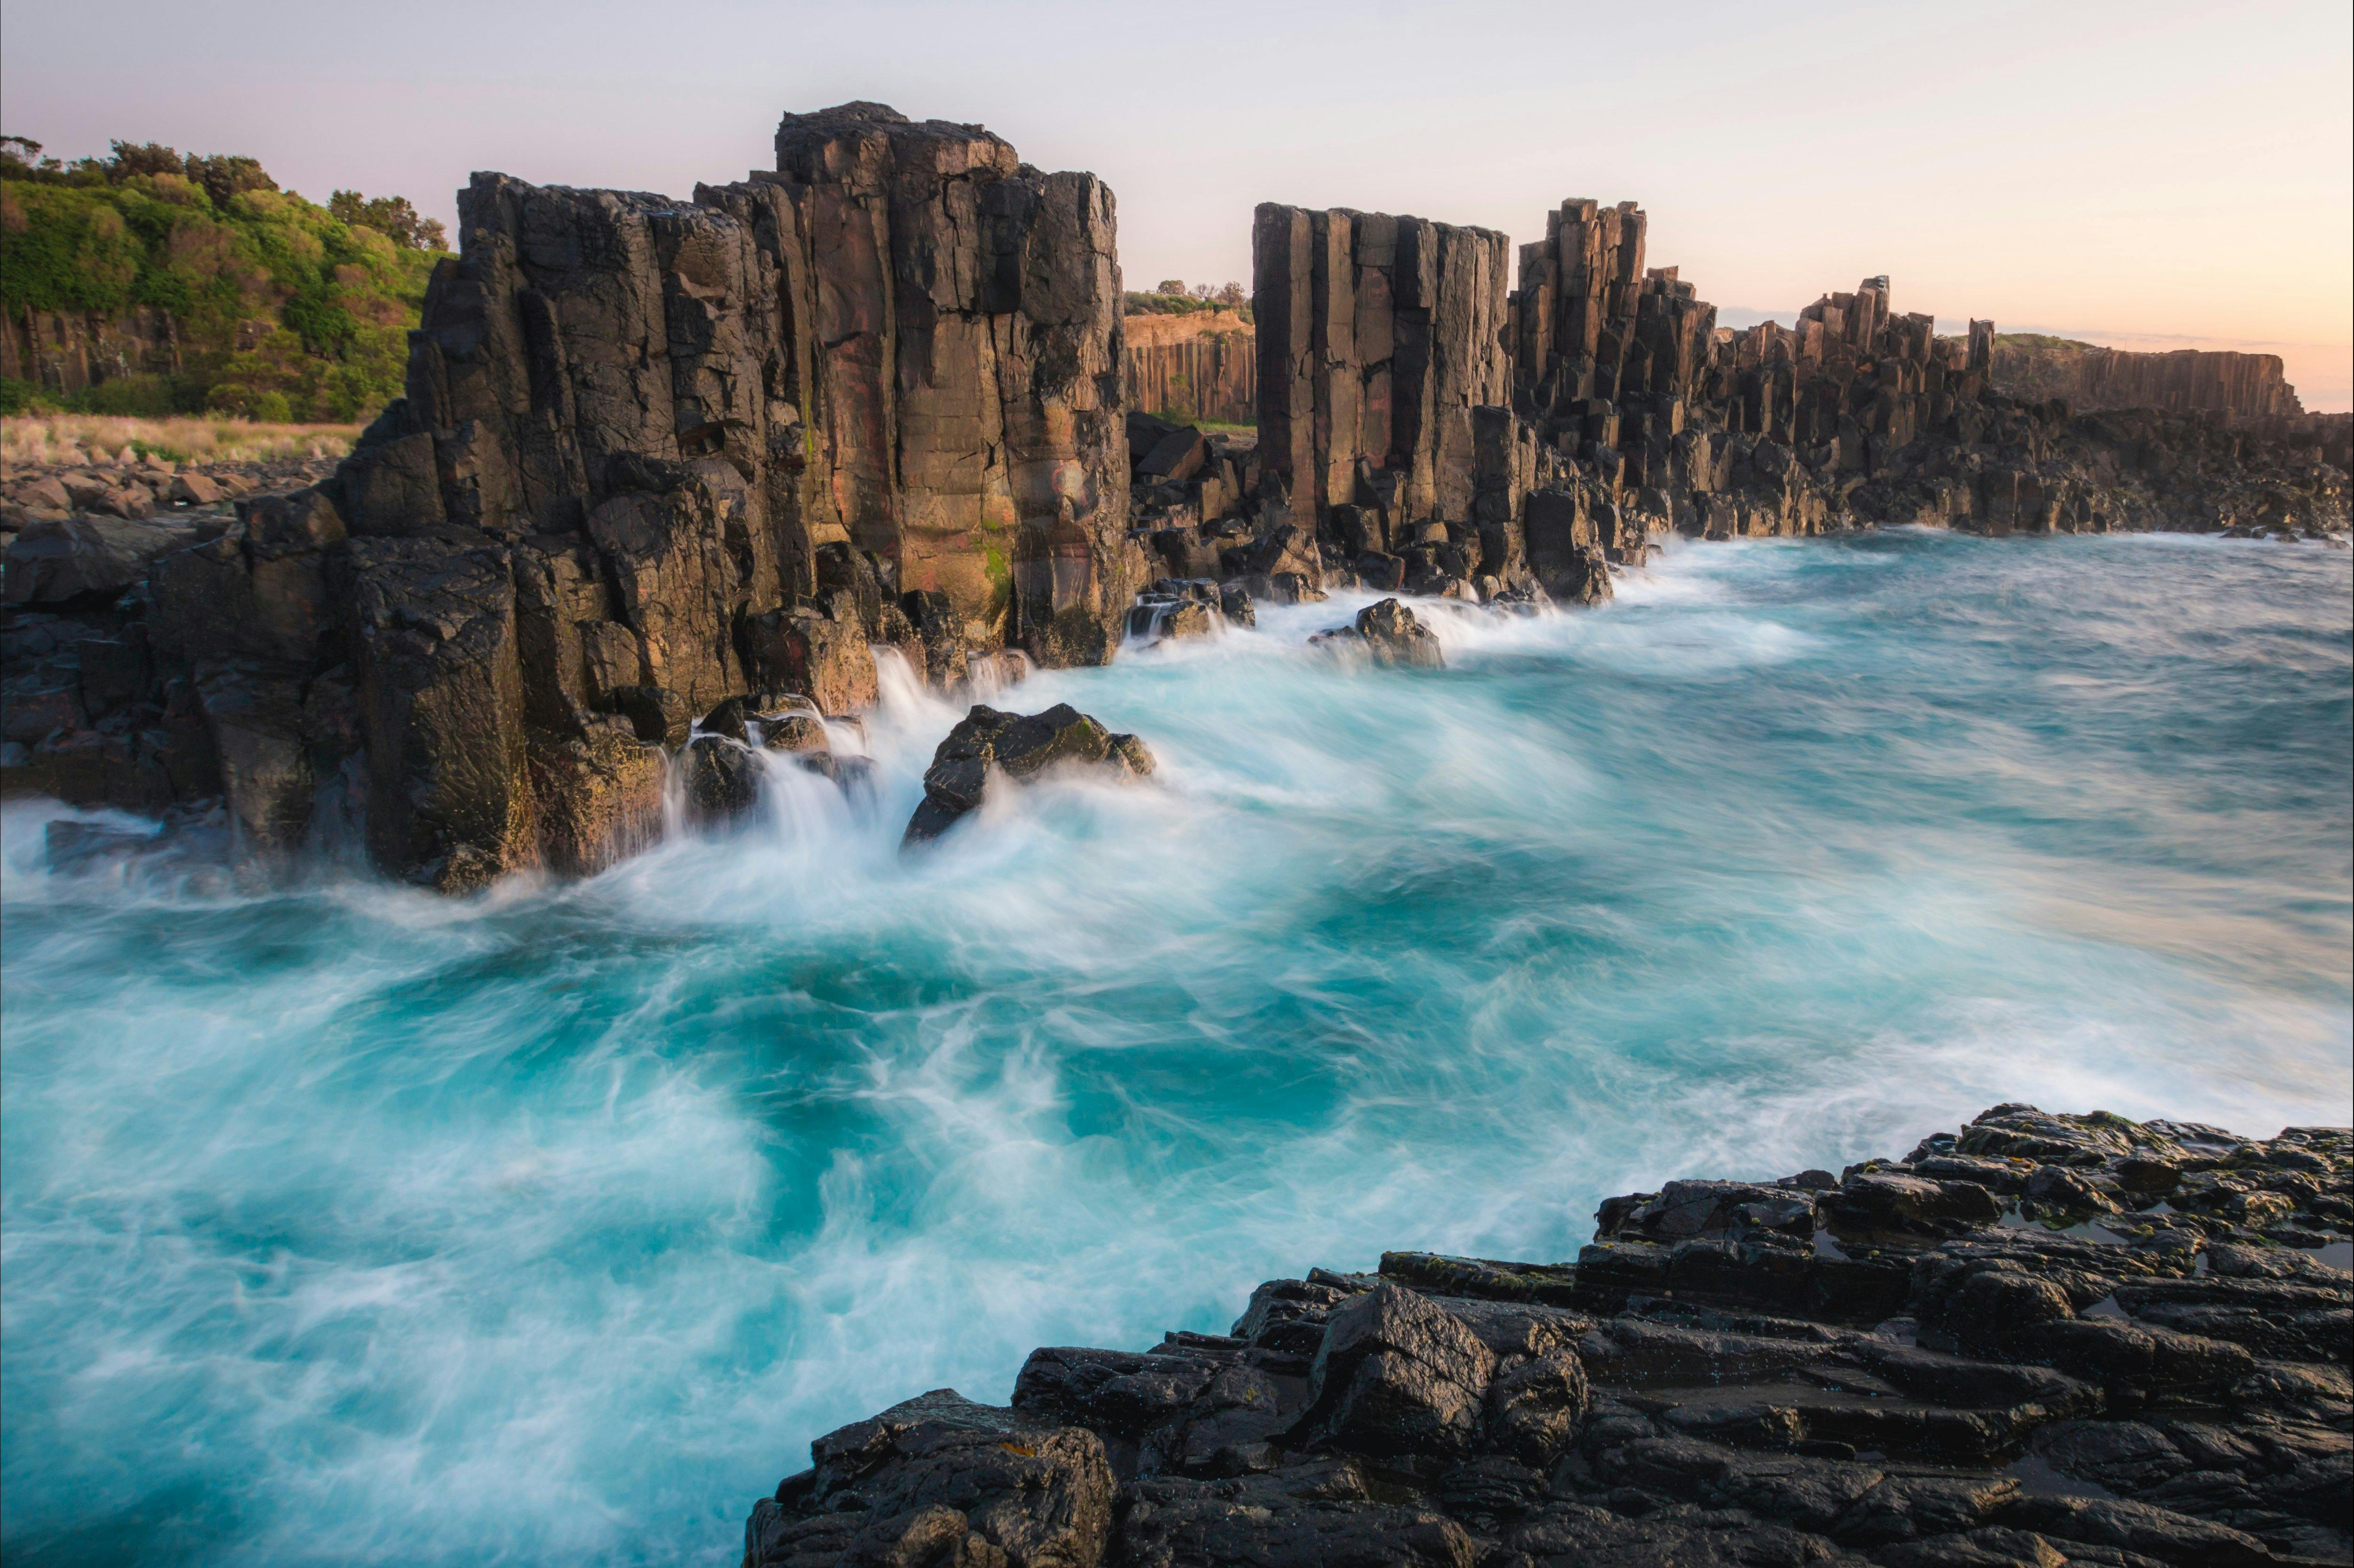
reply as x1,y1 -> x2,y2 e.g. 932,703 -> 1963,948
4,0 -> 2348,411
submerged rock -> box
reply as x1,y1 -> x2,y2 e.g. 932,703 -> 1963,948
903,703 -> 1154,844
747,1105 -> 2352,1567
1311,598 -> 1446,670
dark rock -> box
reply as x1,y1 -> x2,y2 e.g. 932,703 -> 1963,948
698,696 -> 749,742
348,538 -> 536,891
528,726 -> 665,876
903,703 -> 1154,844
1312,598 -> 1445,669
1121,1466 -> 1476,1568
605,686 -> 691,749
742,1102 -> 2351,1567
680,736 -> 762,826
1291,1283 -> 1497,1458
747,1389 -> 1114,1568
4,517 -> 197,606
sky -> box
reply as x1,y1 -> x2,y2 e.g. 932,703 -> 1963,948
5,0 -> 2348,409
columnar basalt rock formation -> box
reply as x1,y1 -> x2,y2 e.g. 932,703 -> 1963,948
1123,310 -> 1255,426
8,140 -> 2354,884
1992,339 -> 2306,419
1253,203 -> 1513,534
0,102 -> 1142,887
743,1106 -> 2352,1568
0,304 -> 183,398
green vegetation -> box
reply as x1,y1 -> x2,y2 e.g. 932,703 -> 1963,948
1992,333 -> 2100,353
0,136 -> 446,422
1123,285 -> 1251,323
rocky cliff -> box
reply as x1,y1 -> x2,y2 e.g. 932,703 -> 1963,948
1123,309 -> 1255,426
1993,337 -> 2305,419
1253,203 -> 1514,532
741,1104 -> 2352,1568
1255,192 -> 2350,608
0,305 -> 185,399
7,143 -> 2353,889
1,102 -> 1142,887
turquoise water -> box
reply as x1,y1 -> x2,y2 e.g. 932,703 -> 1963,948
2,530 -> 2348,1565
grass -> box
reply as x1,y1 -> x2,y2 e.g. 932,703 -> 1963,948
1,413 -> 360,469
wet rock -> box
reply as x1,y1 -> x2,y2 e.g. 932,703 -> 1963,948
748,604 -> 878,718
744,1102 -> 2351,1566
748,1389 -> 1114,1568
348,538 -> 537,892
698,696 -> 750,743
903,703 -> 1154,844
1311,598 -> 1446,669
681,736 -> 762,825
1120,1463 -> 1476,1568
604,686 -> 691,749
1291,1283 -> 1498,1458
757,709 -> 829,754
528,725 -> 665,876
1822,1172 -> 2004,1242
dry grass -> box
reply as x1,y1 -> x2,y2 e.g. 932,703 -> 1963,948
1,414 -> 361,471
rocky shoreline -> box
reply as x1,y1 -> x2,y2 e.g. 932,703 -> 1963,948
1,100 -> 2350,891
743,1104 -> 2352,1568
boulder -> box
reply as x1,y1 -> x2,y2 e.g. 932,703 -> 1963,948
1290,1283 -> 1497,1458
1311,598 -> 1446,670
680,736 -> 762,826
904,703 -> 1154,844
747,1390 -> 1115,1568
3,517 -> 198,606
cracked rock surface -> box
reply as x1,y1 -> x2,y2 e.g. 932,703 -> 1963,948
745,1105 -> 2351,1567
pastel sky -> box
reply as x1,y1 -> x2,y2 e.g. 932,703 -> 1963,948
6,0 -> 2348,408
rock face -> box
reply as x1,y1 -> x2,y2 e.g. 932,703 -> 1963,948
0,303 -> 182,400
1253,203 -> 1514,533
1993,338 -> 2305,419
2,102 -> 1139,886
904,702 -> 1154,842
747,1105 -> 2353,1568
1232,191 -> 2348,609
1124,309 -> 1255,427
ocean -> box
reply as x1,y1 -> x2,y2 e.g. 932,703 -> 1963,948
3,528 -> 2348,1565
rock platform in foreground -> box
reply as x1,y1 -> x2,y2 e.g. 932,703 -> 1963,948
746,1103 -> 2352,1568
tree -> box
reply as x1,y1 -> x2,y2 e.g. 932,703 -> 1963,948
1215,281 -> 1247,309
107,140 -> 187,180
328,189 -> 448,251
184,153 -> 278,209
1154,278 -> 1186,296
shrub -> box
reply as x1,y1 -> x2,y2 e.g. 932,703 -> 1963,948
0,135 -> 444,423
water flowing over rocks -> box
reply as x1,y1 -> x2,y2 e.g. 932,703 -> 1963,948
903,701 -> 1154,843
2,102 -> 1144,885
1309,597 -> 1446,669
744,1105 -> 2352,1568
4,110 -> 2350,889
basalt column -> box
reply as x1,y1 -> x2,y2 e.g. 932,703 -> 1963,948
214,101 -> 1138,888
1253,204 -> 1512,529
